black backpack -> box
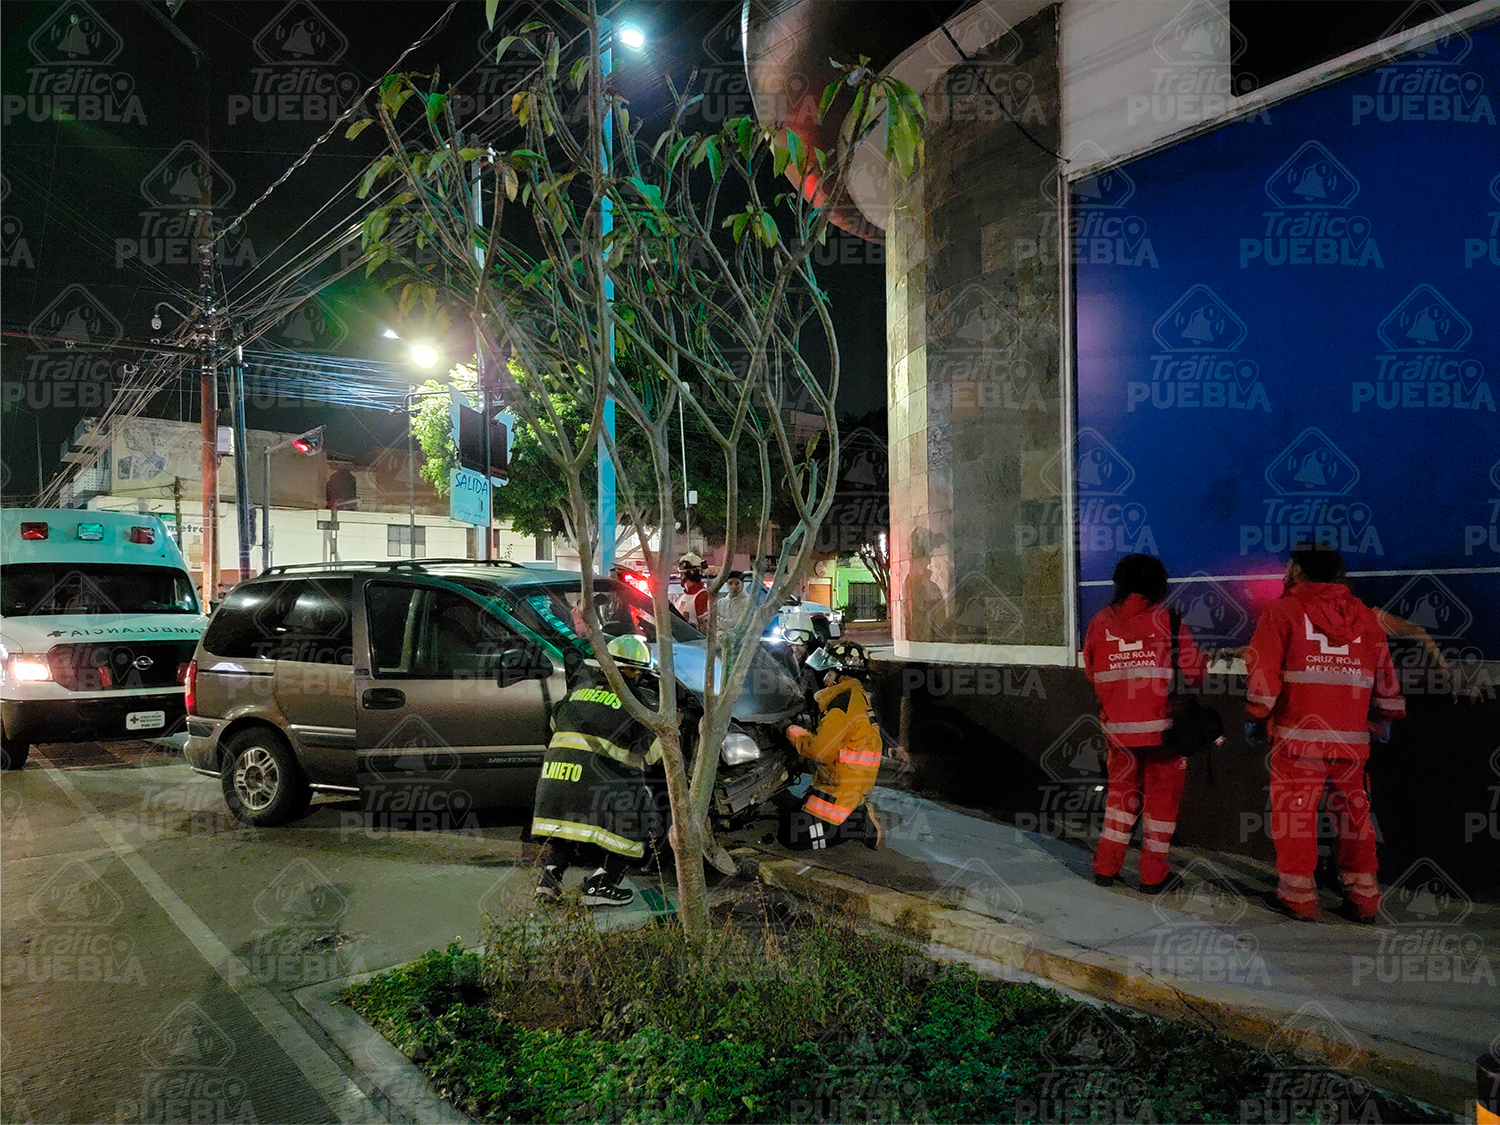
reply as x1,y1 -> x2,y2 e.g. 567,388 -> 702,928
1162,608 -> 1226,757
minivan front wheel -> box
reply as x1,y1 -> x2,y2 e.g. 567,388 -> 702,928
220,728 -> 310,826
0,734 -> 29,771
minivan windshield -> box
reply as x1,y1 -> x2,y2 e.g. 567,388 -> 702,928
486,578 -> 703,653
0,564 -> 199,617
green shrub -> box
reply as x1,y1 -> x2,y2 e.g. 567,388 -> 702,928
344,892 -> 1448,1124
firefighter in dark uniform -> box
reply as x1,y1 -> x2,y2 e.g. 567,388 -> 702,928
532,634 -> 663,906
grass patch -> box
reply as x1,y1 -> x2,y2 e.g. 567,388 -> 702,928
344,890 -> 1446,1123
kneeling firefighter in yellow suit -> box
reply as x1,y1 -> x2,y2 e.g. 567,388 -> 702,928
781,650 -> 885,851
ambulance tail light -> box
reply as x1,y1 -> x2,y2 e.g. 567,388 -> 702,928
20,522 -> 48,540
129,526 -> 156,545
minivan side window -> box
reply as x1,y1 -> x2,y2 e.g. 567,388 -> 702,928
279,580 -> 354,665
200,579 -> 352,664
366,583 -> 522,678
201,582 -> 293,659
366,583 -> 421,674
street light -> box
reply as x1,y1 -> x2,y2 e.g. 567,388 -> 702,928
410,343 -> 439,368
261,426 -> 324,571
597,19 -> 645,572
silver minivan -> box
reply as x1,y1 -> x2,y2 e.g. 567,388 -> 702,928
185,560 -> 801,826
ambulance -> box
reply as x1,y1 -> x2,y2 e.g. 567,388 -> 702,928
0,509 -> 208,770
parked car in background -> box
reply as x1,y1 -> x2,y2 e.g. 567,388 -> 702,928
184,560 -> 803,826
0,509 -> 206,770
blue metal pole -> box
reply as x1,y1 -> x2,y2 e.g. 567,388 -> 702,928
597,18 -> 617,573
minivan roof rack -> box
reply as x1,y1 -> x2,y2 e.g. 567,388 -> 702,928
258,558 -> 523,577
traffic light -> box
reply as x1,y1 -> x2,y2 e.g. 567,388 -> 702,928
292,425 -> 325,455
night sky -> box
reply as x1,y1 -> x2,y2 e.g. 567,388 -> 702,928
0,0 -> 891,500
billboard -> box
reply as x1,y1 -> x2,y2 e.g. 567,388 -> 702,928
1074,18 -> 1498,659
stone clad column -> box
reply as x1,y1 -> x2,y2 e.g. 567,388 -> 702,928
887,6 -> 1069,663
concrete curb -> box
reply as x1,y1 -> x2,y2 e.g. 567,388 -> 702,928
294,976 -> 470,1125
745,852 -> 1472,1114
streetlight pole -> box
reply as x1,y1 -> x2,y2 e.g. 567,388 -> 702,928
402,388 -> 450,560
597,16 -> 617,574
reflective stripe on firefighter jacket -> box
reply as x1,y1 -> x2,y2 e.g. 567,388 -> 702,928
1244,582 -> 1405,763
1083,594 -> 1204,749
788,676 -> 881,825
530,673 -> 663,859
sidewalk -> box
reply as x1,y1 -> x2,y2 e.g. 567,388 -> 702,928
729,787 -> 1497,1113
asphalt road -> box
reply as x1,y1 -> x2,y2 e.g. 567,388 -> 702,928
0,739 -> 554,1124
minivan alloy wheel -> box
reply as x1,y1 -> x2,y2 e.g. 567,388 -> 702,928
233,745 -> 281,811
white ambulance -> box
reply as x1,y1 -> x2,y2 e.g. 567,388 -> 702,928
0,509 -> 208,770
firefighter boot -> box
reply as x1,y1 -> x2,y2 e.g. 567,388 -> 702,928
581,866 -> 634,907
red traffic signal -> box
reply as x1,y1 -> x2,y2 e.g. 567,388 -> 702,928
292,426 -> 325,455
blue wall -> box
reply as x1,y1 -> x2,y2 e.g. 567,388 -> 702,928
1075,20 -> 1499,659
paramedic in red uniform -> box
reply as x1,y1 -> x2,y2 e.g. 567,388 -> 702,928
1244,547 -> 1405,922
1084,554 -> 1204,893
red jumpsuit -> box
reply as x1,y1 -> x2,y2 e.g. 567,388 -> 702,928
1245,581 -> 1405,920
1083,594 -> 1203,886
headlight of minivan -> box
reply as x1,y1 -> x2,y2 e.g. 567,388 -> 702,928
721,732 -> 761,766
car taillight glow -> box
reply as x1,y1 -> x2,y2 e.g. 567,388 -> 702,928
622,571 -> 650,595
9,655 -> 52,682
129,526 -> 156,545
183,659 -> 197,715
20,522 -> 48,540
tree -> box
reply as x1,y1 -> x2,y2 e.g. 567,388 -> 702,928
352,2 -> 922,935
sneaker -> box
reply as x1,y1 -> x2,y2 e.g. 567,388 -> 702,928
862,802 -> 885,851
534,865 -> 563,904
1093,873 -> 1116,888
1138,880 -> 1168,895
580,868 -> 634,907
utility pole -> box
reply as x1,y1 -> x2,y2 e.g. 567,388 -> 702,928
471,143 -> 493,562
198,238 -> 218,607
230,344 -> 252,579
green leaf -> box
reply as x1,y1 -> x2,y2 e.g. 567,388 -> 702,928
785,128 -> 804,173
345,118 -> 374,140
727,211 -> 750,243
545,36 -> 560,80
818,81 -> 840,120
627,177 -> 663,212
618,103 -> 630,137
569,56 -> 590,89
485,0 -> 500,29
356,159 -> 385,200
734,116 -> 755,160
458,147 -> 484,162
756,212 -> 779,246
771,134 -> 789,177
849,86 -> 867,132
425,92 -> 448,125
494,34 -> 517,62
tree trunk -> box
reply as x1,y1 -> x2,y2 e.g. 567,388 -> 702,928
657,724 -> 712,936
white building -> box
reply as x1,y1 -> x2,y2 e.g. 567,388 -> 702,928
58,416 -> 550,588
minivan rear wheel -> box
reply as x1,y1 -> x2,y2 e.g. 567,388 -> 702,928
220,728 -> 310,826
